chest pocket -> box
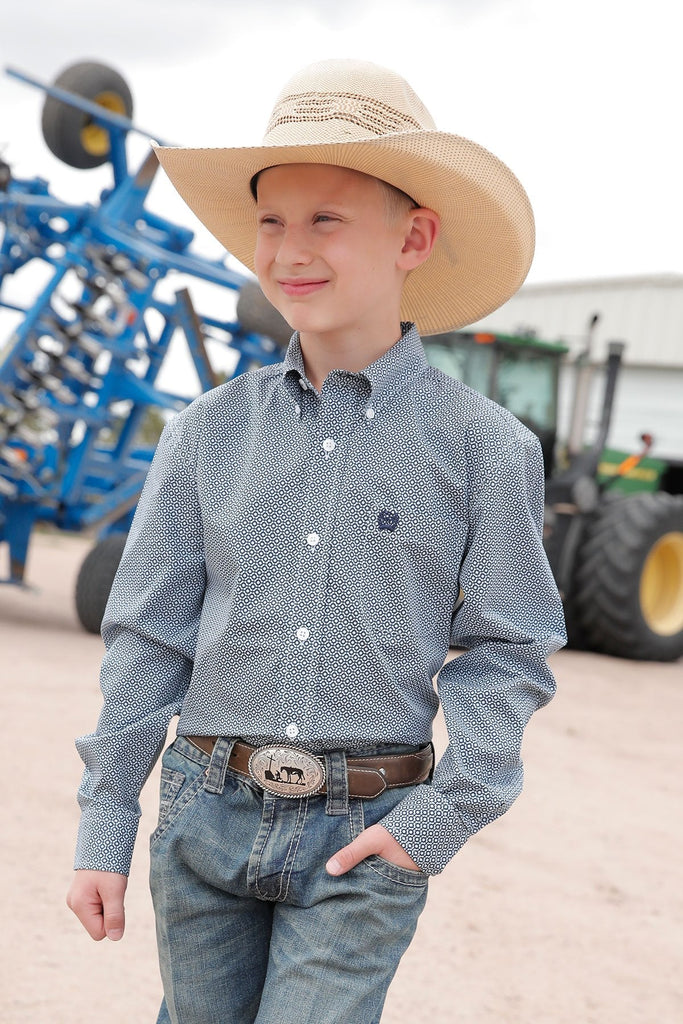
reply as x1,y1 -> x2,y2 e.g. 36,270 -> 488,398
363,503 -> 465,579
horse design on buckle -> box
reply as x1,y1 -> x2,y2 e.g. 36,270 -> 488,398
248,745 -> 325,798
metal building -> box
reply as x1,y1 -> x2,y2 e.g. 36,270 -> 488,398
471,274 -> 683,463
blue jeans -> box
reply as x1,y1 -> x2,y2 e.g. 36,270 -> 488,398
149,736 -> 429,1024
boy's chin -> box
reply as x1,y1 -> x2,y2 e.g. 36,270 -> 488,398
291,321 -> 341,342
284,313 -> 329,338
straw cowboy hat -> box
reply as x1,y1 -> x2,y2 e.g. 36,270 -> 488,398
154,59 -> 534,335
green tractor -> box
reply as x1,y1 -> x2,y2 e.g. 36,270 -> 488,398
424,328 -> 683,662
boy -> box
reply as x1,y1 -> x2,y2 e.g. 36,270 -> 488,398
67,59 -> 566,1024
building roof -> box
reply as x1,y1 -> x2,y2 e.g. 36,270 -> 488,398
471,274 -> 683,368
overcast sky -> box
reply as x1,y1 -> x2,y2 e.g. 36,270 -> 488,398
1,0 -> 681,286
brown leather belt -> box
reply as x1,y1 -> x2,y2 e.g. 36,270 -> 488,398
185,736 -> 433,799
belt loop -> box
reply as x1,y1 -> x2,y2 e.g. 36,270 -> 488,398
324,751 -> 349,816
427,741 -> 436,782
203,737 -> 235,795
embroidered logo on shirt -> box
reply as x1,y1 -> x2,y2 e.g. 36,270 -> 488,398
377,509 -> 399,532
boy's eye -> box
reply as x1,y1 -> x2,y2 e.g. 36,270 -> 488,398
313,214 -> 338,224
255,216 -> 282,232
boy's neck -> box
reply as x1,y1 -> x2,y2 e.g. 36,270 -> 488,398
298,322 -> 403,392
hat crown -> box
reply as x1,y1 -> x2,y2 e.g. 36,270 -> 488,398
264,59 -> 437,146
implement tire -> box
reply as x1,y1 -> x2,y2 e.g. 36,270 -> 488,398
572,492 -> 683,661
236,280 -> 293,348
75,532 -> 128,634
41,61 -> 133,169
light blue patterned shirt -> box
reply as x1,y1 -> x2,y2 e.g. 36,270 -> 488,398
74,324 -> 566,876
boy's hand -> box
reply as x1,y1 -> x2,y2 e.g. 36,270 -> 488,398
326,823 -> 422,876
66,870 -> 128,941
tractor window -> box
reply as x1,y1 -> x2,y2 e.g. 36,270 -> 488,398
495,346 -> 558,436
422,333 -> 494,397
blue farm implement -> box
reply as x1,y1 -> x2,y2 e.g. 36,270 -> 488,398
0,61 -> 289,631
2,62 -> 682,660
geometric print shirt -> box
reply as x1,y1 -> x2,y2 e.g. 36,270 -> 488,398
74,323 -> 566,876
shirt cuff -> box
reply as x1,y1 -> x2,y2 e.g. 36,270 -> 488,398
379,783 -> 470,875
74,803 -> 140,875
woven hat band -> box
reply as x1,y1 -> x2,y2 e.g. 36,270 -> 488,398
265,91 -> 430,145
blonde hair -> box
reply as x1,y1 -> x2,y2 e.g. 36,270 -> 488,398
251,167 -> 418,225
375,178 -> 419,223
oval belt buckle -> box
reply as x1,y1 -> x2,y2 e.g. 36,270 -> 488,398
248,745 -> 326,798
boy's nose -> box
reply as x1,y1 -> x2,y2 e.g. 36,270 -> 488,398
276,225 -> 313,266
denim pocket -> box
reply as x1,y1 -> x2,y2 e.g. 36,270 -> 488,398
158,767 -> 185,822
347,798 -> 365,845
354,788 -> 429,887
150,740 -> 208,847
363,854 -> 428,887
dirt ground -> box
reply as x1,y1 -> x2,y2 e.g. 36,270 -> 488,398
1,529 -> 681,1024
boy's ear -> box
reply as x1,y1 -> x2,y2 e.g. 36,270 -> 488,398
398,209 -> 440,271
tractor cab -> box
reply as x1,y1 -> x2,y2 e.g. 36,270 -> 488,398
423,330 -> 568,477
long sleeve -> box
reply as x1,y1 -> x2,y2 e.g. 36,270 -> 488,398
380,418 -> 566,874
74,406 -> 206,873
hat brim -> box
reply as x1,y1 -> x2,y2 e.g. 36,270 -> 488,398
154,131 -> 534,335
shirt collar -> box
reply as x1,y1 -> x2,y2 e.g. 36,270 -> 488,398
282,323 -> 428,401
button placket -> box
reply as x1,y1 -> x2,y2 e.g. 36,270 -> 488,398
281,390 -> 356,739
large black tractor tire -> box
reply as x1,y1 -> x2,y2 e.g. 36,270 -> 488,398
41,61 -> 133,169
236,280 -> 293,348
572,492 -> 683,661
75,532 -> 128,634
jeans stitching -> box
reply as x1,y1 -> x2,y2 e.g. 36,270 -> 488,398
347,797 -> 365,842
278,796 -> 309,903
173,736 -> 210,767
158,768 -> 185,821
355,788 -> 427,886
150,770 -> 206,847
364,856 -> 428,886
253,796 -> 277,900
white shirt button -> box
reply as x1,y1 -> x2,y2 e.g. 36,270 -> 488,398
296,626 -> 310,641
306,532 -> 320,547
322,437 -> 336,453
294,403 -> 301,416
285,723 -> 299,739
365,407 -> 375,420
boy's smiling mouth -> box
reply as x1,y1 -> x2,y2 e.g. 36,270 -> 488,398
278,278 -> 328,297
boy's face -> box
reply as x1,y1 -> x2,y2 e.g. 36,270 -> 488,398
254,164 -> 412,345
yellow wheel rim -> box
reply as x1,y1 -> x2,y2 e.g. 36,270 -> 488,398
80,91 -> 127,156
639,531 -> 683,636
